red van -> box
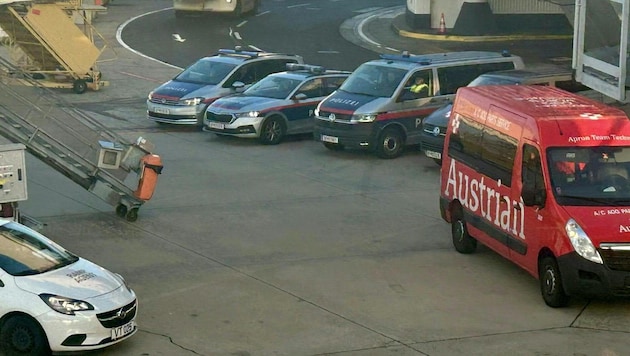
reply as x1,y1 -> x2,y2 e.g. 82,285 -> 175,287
440,85 -> 630,307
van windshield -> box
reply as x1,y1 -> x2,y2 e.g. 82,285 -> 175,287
339,64 -> 406,98
548,147 -> 630,205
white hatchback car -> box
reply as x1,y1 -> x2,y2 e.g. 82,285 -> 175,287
0,219 -> 137,354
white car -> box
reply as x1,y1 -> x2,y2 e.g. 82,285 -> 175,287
0,219 -> 137,354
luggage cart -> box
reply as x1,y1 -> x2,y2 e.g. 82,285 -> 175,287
0,56 -> 163,222
0,1 -> 110,93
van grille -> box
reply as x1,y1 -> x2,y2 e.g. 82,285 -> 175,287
599,246 -> 630,272
317,110 -> 352,122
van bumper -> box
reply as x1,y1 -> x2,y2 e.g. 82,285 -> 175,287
557,252 -> 630,297
313,121 -> 376,150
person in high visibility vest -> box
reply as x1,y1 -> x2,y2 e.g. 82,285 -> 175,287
410,76 -> 429,97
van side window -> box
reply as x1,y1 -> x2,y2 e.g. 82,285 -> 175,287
448,112 -> 516,186
438,61 -> 516,95
522,145 -> 545,199
401,70 -> 432,101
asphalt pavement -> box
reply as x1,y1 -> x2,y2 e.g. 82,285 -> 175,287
3,2 -> 630,356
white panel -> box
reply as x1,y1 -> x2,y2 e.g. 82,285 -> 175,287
489,0 -> 563,14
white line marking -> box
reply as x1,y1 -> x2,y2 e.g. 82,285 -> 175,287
115,7 -> 182,70
354,7 -> 382,13
357,13 -> 382,47
385,46 -> 399,52
256,10 -> 270,16
249,45 -> 264,51
237,20 -> 247,27
234,32 -> 242,40
317,50 -> 340,54
288,3 -> 310,8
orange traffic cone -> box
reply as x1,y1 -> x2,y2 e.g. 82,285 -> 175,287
439,13 -> 446,34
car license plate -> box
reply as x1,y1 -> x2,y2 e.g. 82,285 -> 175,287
425,150 -> 441,159
154,107 -> 169,115
112,320 -> 135,340
208,122 -> 225,130
321,135 -> 338,143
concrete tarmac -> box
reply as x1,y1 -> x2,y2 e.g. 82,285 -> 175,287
2,2 -> 630,356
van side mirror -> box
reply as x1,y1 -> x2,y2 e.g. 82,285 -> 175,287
522,186 -> 546,208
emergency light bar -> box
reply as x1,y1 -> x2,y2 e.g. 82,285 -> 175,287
217,48 -> 260,58
380,53 -> 431,65
286,63 -> 326,74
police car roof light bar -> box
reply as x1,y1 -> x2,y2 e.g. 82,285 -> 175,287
218,48 -> 260,58
379,52 -> 432,65
286,63 -> 326,74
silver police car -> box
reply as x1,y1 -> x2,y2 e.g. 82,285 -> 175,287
203,64 -> 349,144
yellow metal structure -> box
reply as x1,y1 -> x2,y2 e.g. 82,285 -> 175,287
0,1 -> 110,93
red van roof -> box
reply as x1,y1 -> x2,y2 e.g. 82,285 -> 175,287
455,86 -> 630,147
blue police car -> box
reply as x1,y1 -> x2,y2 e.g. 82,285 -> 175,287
203,64 -> 349,144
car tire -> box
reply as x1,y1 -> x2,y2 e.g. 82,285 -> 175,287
539,256 -> 570,308
323,142 -> 344,151
116,203 -> 127,218
451,205 -> 477,254
259,116 -> 285,145
376,127 -> 404,159
0,316 -> 50,356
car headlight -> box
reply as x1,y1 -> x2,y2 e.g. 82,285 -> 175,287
235,111 -> 260,118
181,97 -> 203,106
147,91 -> 154,100
314,107 -> 320,117
565,219 -> 603,264
351,114 -> 377,123
40,294 -> 95,315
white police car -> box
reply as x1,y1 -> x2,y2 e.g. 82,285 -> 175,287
147,48 -> 303,127
203,64 -> 349,144
0,219 -> 137,354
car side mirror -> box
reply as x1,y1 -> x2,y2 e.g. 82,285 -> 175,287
232,81 -> 245,90
0,279 -> 4,287
293,93 -> 307,100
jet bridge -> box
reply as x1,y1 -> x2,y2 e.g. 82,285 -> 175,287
0,55 -> 162,222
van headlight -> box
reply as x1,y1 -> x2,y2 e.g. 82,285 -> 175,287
351,114 -> 377,123
40,294 -> 95,315
565,219 -> 603,264
181,97 -> 203,106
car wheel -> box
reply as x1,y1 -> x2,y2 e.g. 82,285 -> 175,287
0,316 -> 50,356
259,116 -> 285,145
323,142 -> 344,151
376,127 -> 404,159
539,256 -> 570,307
451,205 -> 477,254
72,79 -> 87,94
233,0 -> 243,17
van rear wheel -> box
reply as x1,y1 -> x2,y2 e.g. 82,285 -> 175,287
539,256 -> 570,307
376,127 -> 404,159
451,206 -> 477,254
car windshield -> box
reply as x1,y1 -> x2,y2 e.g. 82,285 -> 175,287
244,76 -> 302,99
339,63 -> 407,98
468,76 -> 520,87
0,222 -> 78,276
548,146 -> 630,206
175,59 -> 237,85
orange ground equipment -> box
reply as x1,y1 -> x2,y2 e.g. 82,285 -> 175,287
134,154 -> 163,201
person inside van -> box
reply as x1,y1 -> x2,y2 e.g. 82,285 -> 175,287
595,163 -> 629,192
410,76 -> 429,97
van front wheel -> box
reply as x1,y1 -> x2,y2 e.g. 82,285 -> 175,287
451,207 -> 477,254
376,127 -> 404,159
539,256 -> 570,307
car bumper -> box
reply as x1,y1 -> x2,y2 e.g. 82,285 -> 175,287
313,119 -> 376,150
419,131 -> 445,159
147,101 -> 203,125
202,117 -> 262,138
39,290 -> 138,352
